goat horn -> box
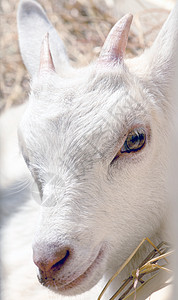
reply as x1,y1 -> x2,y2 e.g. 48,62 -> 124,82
98,13 -> 133,65
39,32 -> 55,74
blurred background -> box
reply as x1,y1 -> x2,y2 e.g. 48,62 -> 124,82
0,0 -> 175,111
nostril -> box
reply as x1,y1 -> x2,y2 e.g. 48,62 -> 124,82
51,250 -> 70,271
33,246 -> 71,273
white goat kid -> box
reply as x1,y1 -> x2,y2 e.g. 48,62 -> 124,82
1,0 -> 178,299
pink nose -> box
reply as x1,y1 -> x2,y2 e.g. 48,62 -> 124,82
33,244 -> 70,273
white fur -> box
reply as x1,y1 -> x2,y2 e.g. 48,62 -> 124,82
1,1 -> 178,299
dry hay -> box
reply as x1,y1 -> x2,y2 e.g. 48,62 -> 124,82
0,0 -> 170,111
98,238 -> 173,300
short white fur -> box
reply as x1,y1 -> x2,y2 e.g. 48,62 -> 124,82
1,1 -> 178,299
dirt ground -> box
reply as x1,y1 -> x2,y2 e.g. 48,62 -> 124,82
0,0 -> 174,111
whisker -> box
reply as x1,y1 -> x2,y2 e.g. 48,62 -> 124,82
4,178 -> 32,196
8,178 -> 30,189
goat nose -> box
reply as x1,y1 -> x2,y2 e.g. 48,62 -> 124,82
33,245 -> 70,273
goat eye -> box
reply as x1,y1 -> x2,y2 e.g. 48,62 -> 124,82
111,127 -> 146,164
121,128 -> 146,153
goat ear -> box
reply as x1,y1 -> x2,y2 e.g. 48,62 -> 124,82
98,14 -> 133,65
17,0 -> 70,77
129,4 -> 178,98
39,33 -> 55,75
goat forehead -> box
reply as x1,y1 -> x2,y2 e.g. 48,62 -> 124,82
29,64 -> 144,110
27,68 -> 145,119
23,92 -> 144,138
20,67 -> 148,161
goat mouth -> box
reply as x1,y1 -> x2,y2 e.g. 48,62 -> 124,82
40,246 -> 105,293
60,247 -> 105,291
